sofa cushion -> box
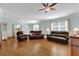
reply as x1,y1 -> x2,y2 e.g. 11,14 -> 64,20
55,35 -> 68,39
53,37 -> 66,40
32,32 -> 35,35
21,36 -> 27,39
51,31 -> 68,36
35,33 -> 41,35
31,31 -> 42,35
17,31 -> 23,36
48,36 -> 66,40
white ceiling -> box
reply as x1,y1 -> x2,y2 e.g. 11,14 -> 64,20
0,3 -> 79,23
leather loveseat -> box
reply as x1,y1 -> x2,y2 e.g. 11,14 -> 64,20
47,31 -> 69,45
29,31 -> 44,39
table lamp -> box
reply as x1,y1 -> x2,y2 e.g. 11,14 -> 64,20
73,27 -> 79,35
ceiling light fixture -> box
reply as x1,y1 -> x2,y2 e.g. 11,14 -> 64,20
39,3 -> 57,13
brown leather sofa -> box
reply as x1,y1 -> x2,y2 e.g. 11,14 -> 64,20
29,31 -> 44,39
47,31 -> 69,45
16,31 -> 27,42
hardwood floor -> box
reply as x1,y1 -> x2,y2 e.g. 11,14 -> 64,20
0,38 -> 71,56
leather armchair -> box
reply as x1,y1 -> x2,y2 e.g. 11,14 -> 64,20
16,31 -> 27,42
47,31 -> 69,45
29,31 -> 44,39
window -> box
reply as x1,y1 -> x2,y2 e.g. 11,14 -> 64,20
51,20 -> 68,31
51,22 -> 58,31
33,24 -> 39,31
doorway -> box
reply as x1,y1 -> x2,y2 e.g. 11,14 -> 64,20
13,24 -> 22,37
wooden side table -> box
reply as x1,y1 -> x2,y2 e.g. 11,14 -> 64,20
70,35 -> 79,56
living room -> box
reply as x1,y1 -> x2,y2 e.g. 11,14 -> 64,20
0,3 -> 79,56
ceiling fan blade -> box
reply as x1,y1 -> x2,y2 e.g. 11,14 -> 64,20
39,8 -> 45,11
50,3 -> 57,7
50,8 -> 56,10
46,3 -> 48,6
42,3 -> 47,7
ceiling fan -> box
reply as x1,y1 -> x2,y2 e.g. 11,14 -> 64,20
39,3 -> 58,13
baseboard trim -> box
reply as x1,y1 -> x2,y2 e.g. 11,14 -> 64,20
8,36 -> 14,39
